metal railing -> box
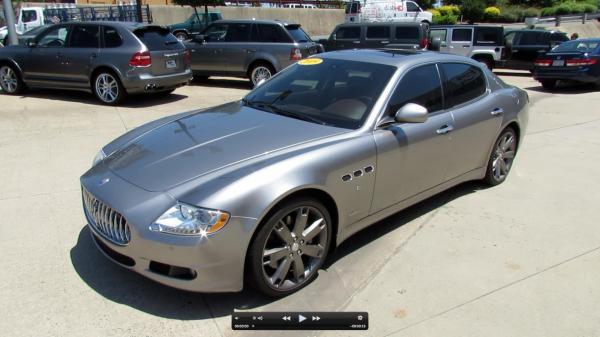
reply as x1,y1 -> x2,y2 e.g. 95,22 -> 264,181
525,12 -> 600,27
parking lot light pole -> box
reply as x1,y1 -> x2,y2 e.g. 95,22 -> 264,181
2,0 -> 18,45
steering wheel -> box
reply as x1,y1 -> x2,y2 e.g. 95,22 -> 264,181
45,39 -> 64,47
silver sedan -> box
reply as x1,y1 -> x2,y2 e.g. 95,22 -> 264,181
80,50 -> 529,297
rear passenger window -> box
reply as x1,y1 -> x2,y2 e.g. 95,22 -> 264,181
452,28 -> 472,42
430,29 -> 447,42
441,63 -> 486,108
256,24 -> 291,43
386,64 -> 443,115
366,26 -> 390,39
69,25 -> 99,48
335,26 -> 361,40
103,27 -> 122,48
395,26 -> 419,40
135,28 -> 181,50
474,27 -> 501,45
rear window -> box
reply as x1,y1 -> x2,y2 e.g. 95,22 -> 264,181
474,27 -> 502,46
551,40 -> 600,53
286,26 -> 311,43
395,26 -> 420,40
134,27 -> 181,51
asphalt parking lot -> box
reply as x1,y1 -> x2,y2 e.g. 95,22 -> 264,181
1,72 -> 600,337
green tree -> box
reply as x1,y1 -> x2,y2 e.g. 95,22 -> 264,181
461,0 -> 486,23
415,0 -> 436,9
172,0 -> 224,24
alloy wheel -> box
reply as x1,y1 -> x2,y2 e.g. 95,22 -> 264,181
251,66 -> 272,85
0,66 -> 18,93
95,73 -> 119,103
261,206 -> 328,291
491,131 -> 516,182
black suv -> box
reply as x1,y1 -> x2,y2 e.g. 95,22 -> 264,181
500,29 -> 568,71
319,22 -> 429,52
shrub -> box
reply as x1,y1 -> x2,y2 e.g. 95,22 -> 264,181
499,11 -> 520,22
541,6 -> 557,16
570,3 -> 585,14
433,14 -> 459,24
522,8 -> 541,18
428,9 -> 441,17
461,0 -> 486,23
582,4 -> 598,13
484,6 -> 501,20
555,3 -> 573,15
438,5 -> 461,16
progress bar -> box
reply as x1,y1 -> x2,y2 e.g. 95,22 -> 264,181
232,312 -> 368,330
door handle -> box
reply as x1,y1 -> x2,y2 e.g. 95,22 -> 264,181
56,52 -> 63,59
436,124 -> 454,135
352,41 -> 361,44
491,107 -> 504,116
380,40 -> 389,44
245,49 -> 256,53
462,44 -> 471,48
213,49 -> 223,54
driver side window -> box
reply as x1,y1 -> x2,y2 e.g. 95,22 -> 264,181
37,26 -> 69,47
203,23 -> 228,42
386,64 -> 443,116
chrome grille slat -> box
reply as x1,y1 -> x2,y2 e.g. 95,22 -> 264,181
82,187 -> 131,245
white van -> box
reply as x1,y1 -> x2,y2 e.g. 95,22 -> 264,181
345,0 -> 432,24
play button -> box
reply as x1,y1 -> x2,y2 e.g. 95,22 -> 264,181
298,314 -> 306,323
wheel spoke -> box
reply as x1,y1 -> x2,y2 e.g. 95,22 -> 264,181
302,218 -> 324,242
493,161 -> 501,178
292,208 -> 308,237
302,244 -> 324,258
503,150 -> 515,159
270,257 -> 292,286
274,220 -> 294,244
502,136 -> 514,151
263,247 -> 289,269
499,159 -> 508,174
292,255 -> 305,282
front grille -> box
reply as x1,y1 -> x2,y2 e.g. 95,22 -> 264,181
82,187 -> 131,245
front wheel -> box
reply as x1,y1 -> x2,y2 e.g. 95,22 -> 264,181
93,71 -> 125,105
484,127 -> 517,186
0,64 -> 25,94
174,31 -> 189,41
247,198 -> 332,297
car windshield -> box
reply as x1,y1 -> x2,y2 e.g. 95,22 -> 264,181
286,26 -> 312,42
243,58 -> 396,129
551,40 -> 600,53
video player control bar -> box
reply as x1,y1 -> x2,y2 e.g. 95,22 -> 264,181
232,312 -> 368,330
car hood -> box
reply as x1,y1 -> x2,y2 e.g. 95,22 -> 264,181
105,102 -> 348,192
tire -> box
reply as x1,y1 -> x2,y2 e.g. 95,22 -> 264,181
192,75 -> 209,82
92,71 -> 125,105
474,56 -> 494,70
541,79 -> 557,90
484,127 -> 517,186
248,62 -> 275,87
247,197 -> 332,297
174,31 -> 189,41
0,64 -> 25,94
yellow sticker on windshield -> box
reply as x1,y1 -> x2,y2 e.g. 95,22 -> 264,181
298,58 -> 323,65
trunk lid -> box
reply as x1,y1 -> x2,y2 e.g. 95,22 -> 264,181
134,26 -> 187,75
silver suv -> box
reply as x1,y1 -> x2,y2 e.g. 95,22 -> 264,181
429,25 -> 504,70
185,19 -> 323,85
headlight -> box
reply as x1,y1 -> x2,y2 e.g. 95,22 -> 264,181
149,203 -> 230,236
92,149 -> 106,167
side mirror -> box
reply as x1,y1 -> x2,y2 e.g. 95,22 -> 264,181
26,38 -> 37,48
331,33 -> 336,40
429,36 -> 442,51
395,103 -> 428,123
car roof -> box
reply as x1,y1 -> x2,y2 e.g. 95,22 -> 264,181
214,19 -> 300,26
51,21 -> 161,30
317,49 -> 480,67
432,25 -> 502,29
508,29 -> 565,34
338,22 -> 425,26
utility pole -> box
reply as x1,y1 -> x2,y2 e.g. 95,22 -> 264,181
2,0 -> 18,45
135,0 -> 143,23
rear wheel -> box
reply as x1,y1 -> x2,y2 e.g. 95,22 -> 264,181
247,198 -> 332,297
93,71 -> 125,105
174,31 -> 189,41
0,64 -> 24,94
474,55 -> 494,70
541,79 -> 557,90
484,127 -> 517,186
249,62 -> 275,87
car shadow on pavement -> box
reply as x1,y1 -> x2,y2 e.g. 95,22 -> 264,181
190,77 -> 252,90
70,226 -> 273,320
525,82 -> 599,95
493,71 -> 531,77
70,181 -> 487,320
324,181 -> 487,268
15,89 -> 188,107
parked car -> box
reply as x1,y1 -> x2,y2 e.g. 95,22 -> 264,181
533,38 -> 600,89
81,50 -> 528,297
345,0 -> 432,24
429,25 -> 504,70
0,22 -> 192,104
186,19 -> 322,86
169,12 -> 222,41
500,29 -> 568,71
319,22 -> 429,52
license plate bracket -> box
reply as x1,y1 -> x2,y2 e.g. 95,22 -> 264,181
166,60 -> 177,69
552,60 -> 564,67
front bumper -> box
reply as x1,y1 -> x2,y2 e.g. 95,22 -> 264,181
123,68 -> 193,94
80,166 -> 257,293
